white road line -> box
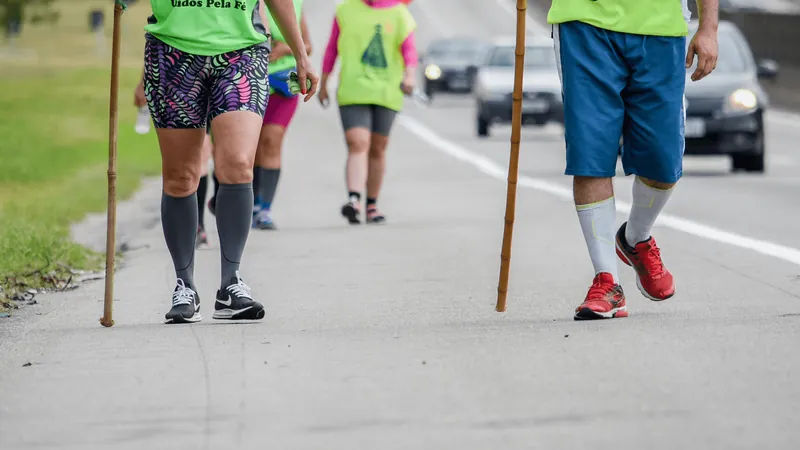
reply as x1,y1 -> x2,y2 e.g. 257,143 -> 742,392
769,154 -> 799,167
398,115 -> 800,266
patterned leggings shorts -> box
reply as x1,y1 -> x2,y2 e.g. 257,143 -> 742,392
144,37 -> 270,129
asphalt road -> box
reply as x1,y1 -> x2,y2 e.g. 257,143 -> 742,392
1,1 -> 799,449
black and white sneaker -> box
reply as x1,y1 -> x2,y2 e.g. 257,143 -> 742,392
213,272 -> 265,320
164,279 -> 201,324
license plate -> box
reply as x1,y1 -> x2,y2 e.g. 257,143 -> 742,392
684,118 -> 706,138
523,99 -> 549,113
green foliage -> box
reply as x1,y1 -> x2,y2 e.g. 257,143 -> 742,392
0,67 -> 162,312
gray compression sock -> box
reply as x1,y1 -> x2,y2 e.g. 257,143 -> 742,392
255,167 -> 281,209
161,192 -> 198,288
215,183 -> 253,287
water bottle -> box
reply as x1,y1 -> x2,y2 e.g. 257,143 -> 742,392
400,83 -> 431,106
134,106 -> 151,135
288,71 -> 312,95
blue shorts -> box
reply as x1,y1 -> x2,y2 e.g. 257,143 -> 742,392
553,21 -> 687,183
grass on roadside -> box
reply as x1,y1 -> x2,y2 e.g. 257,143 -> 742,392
0,67 -> 161,312
0,1 -> 159,313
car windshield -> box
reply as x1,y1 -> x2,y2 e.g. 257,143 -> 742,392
487,45 -> 556,68
686,26 -> 750,74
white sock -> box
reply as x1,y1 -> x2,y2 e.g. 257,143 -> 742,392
625,177 -> 674,245
576,196 -> 619,282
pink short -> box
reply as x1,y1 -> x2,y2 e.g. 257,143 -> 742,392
262,91 -> 299,127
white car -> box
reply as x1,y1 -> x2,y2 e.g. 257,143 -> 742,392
472,36 -> 563,137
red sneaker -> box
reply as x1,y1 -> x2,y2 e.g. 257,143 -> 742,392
615,222 -> 675,301
574,272 -> 628,320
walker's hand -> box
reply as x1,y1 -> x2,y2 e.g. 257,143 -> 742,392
270,41 -> 293,62
686,26 -> 718,82
401,73 -> 416,96
295,54 -> 318,102
318,85 -> 330,108
134,81 -> 146,108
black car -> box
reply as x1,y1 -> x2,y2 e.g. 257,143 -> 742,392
683,20 -> 778,172
419,37 -> 489,98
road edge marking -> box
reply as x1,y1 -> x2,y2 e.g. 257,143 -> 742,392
397,115 -> 800,266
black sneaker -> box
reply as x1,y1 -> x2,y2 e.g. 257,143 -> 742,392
165,279 -> 201,324
341,201 -> 361,225
213,272 -> 265,320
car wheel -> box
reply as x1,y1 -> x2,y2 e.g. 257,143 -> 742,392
731,153 -> 765,173
477,114 -> 490,137
731,133 -> 766,173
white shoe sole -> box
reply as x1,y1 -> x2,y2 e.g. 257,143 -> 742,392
164,312 -> 202,324
212,306 -> 265,320
574,306 -> 627,320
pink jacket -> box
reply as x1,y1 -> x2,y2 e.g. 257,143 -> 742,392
322,0 -> 418,74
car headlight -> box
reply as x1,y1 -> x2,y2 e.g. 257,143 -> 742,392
424,64 -> 442,80
726,89 -> 758,112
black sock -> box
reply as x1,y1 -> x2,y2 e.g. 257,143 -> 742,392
255,167 -> 281,209
212,172 -> 220,199
197,175 -> 208,228
161,192 -> 198,289
366,198 -> 377,208
348,191 -> 361,203
252,168 -> 262,204
208,172 -> 221,211
215,183 -> 253,287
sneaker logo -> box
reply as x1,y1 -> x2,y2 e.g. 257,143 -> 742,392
217,297 -> 232,306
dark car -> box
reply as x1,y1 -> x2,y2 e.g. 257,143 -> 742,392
683,20 -> 778,172
419,37 -> 489,98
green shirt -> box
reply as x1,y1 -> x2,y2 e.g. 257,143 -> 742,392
335,0 -> 415,111
547,0 -> 688,37
145,0 -> 270,56
267,0 -> 303,74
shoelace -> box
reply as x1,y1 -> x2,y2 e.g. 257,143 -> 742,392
226,279 -> 253,300
586,280 -> 615,301
172,279 -> 197,306
643,243 -> 666,278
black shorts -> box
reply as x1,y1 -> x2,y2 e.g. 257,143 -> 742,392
338,104 -> 398,136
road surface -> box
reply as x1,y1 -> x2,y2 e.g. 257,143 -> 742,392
1,1 -> 798,449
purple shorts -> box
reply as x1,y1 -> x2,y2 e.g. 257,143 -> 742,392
143,36 -> 269,129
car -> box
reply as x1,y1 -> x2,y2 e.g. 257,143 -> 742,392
683,20 -> 778,172
472,36 -> 563,138
419,37 -> 489,98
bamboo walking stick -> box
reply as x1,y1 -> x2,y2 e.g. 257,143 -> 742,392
100,0 -> 127,328
496,0 -> 528,313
